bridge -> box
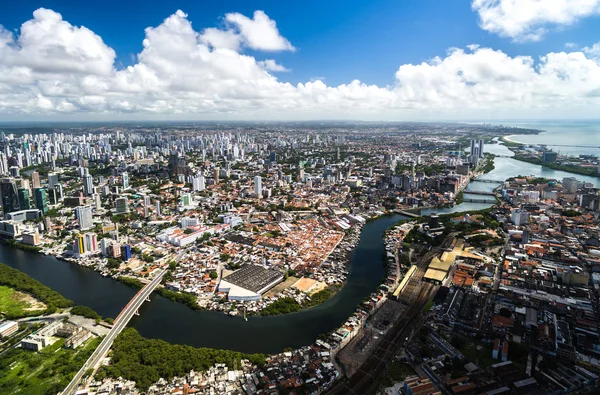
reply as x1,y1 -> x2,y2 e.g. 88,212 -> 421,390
62,269 -> 167,395
473,178 -> 503,184
463,198 -> 497,203
463,190 -> 495,196
394,210 -> 420,218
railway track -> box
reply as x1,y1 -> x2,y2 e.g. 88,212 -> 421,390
326,238 -> 455,395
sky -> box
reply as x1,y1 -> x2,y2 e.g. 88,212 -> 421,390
1,0 -> 600,121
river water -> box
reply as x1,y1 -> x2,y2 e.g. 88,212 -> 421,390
0,214 -> 409,353
3,139 -> 595,353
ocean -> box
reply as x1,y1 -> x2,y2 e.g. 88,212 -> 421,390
501,121 -> 600,156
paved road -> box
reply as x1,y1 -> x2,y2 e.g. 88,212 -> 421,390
62,269 -> 166,395
17,313 -> 70,322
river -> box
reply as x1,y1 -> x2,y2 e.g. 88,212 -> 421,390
3,139 -> 595,353
0,214 -> 409,354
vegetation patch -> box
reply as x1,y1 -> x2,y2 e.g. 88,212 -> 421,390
0,285 -> 46,319
3,239 -> 42,253
260,297 -> 302,316
0,336 -> 100,395
97,328 -> 265,391
0,262 -> 73,314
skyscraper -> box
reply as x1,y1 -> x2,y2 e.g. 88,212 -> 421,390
115,197 -> 129,214
192,175 -> 205,192
17,188 -> 30,210
48,173 -> 59,189
213,167 -> 220,183
83,174 -> 94,195
34,188 -> 48,214
122,172 -> 129,189
75,205 -> 93,230
31,171 -> 40,189
254,175 -> 262,197
0,178 -> 20,218
478,139 -> 484,159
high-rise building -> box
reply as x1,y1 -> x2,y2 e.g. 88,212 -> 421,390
155,201 -> 161,217
180,193 -> 192,207
213,167 -> 220,183
17,188 -> 30,210
562,177 -> 579,194
192,175 -> 205,192
48,173 -> 59,189
511,209 -> 529,226
478,139 -> 484,159
254,175 -> 262,198
31,171 -> 40,189
115,197 -> 129,214
84,233 -> 98,254
83,174 -> 94,195
0,178 -> 20,218
73,234 -> 85,257
8,166 -> 19,178
121,244 -> 131,261
122,172 -> 129,189
542,151 -> 558,163
34,188 -> 48,215
47,188 -> 59,205
75,205 -> 93,230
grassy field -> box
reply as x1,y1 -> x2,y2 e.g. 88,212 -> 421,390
0,285 -> 46,319
0,336 -> 100,395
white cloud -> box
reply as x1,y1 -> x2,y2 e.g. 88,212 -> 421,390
1,8 -> 600,120
472,0 -> 600,42
258,59 -> 289,72
583,41 -> 600,59
225,10 -> 295,52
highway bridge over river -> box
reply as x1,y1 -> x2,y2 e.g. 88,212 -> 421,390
62,269 -> 167,395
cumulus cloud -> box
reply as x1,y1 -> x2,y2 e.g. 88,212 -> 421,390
199,10 -> 294,52
258,59 -> 289,72
1,8 -> 600,119
583,41 -> 600,59
472,0 -> 600,42
225,10 -> 295,52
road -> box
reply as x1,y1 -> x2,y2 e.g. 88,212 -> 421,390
62,269 -> 166,395
17,313 -> 71,323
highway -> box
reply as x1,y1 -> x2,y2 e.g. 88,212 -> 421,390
62,269 -> 166,395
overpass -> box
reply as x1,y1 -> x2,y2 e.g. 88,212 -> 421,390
62,269 -> 167,395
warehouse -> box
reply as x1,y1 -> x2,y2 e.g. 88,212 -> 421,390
218,264 -> 284,301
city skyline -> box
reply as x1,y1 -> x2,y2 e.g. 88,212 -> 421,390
1,0 -> 600,121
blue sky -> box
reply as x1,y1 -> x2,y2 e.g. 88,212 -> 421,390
1,0 -> 600,120
3,0 -> 598,86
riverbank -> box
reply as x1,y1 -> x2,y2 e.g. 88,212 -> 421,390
511,154 -> 600,178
